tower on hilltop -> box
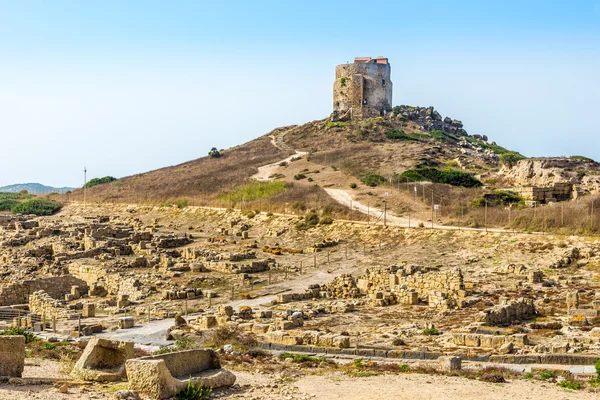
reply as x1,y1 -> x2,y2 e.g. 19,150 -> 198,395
332,56 -> 392,121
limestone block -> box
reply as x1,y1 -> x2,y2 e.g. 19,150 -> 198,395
72,337 -> 134,382
118,317 -> 135,329
464,334 -> 480,347
566,291 -> 579,310
83,303 -> 96,318
438,356 -> 461,371
195,316 -> 217,329
126,349 -> 235,399
0,336 -> 25,377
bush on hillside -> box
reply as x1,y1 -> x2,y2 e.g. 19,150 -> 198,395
472,190 -> 523,207
500,152 -> 526,167
296,212 -> 320,230
570,155 -> 594,162
84,176 -> 116,188
397,168 -> 482,188
208,147 -> 222,158
385,130 -> 425,141
361,174 -> 386,187
11,199 -> 63,216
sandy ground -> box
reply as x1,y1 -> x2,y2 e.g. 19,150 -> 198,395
294,373 -> 598,400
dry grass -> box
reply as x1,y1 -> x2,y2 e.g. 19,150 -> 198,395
65,129 -> 293,205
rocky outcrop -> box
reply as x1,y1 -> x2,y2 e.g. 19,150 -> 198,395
500,158 -> 600,189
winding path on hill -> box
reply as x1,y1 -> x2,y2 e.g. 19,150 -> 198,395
257,127 -> 530,234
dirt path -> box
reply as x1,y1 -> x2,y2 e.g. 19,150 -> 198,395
252,151 -> 308,181
100,258 -> 362,346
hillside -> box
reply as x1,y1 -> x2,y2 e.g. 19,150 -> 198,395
65,105 -> 600,232
0,183 -> 74,195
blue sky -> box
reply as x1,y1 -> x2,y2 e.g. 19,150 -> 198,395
1,0 -> 599,187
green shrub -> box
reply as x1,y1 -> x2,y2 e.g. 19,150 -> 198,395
539,370 -> 555,380
296,212 -> 320,230
0,199 -> 18,211
208,147 -> 221,158
175,198 -> 189,209
84,176 -> 116,188
361,174 -> 386,187
44,342 -> 57,350
422,328 -> 440,336
1,327 -> 35,343
385,129 -> 424,141
112,181 -> 123,187
292,201 -> 306,212
12,199 -> 62,216
397,168 -> 482,188
595,359 -> 600,382
320,215 -> 333,225
175,380 -> 212,400
570,155 -> 594,162
558,380 -> 581,390
294,174 -> 307,180
473,190 -> 522,207
500,152 -> 526,167
398,363 -> 410,372
349,182 -> 357,189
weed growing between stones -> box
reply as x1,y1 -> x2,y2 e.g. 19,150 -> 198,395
175,380 -> 212,400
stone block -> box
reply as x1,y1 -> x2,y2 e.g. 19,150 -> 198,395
126,349 -> 235,399
71,337 -> 134,382
118,317 -> 135,329
438,356 -> 461,371
0,336 -> 25,377
195,316 -> 217,329
464,334 -> 480,347
83,303 -> 96,318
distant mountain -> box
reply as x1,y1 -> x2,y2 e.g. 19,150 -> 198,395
0,183 -> 75,195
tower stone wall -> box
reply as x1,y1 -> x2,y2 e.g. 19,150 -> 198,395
333,56 -> 392,120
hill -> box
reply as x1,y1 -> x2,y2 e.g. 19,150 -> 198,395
0,183 -> 74,195
66,105 -> 600,232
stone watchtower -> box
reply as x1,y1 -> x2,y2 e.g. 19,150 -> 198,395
333,56 -> 392,121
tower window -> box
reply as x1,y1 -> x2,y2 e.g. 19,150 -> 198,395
382,79 -> 385,86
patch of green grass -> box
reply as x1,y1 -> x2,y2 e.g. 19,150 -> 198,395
539,370 -> 555,380
219,181 -> 287,204
325,121 -> 349,128
351,370 -> 381,377
281,353 -> 326,363
175,198 -> 189,209
385,129 -> 428,141
422,328 -> 440,336
558,380 -> 581,390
